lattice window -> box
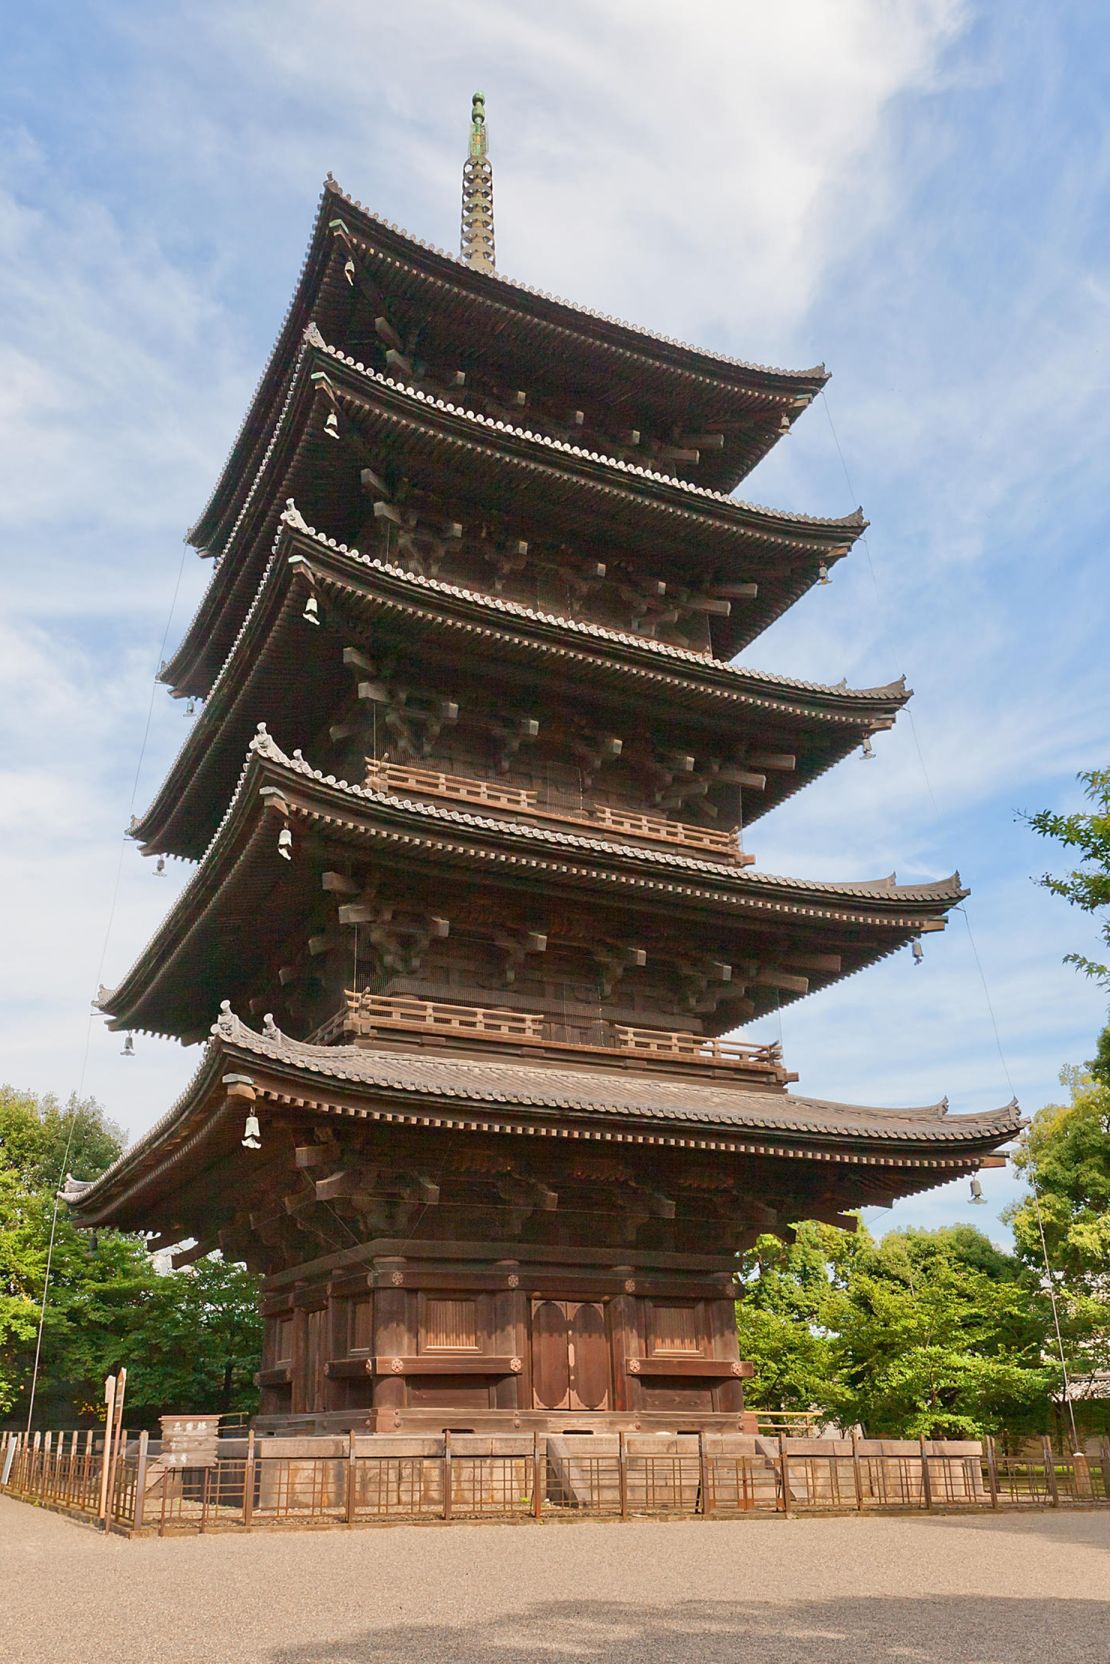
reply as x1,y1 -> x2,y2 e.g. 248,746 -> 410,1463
424,1297 -> 479,1351
650,1303 -> 701,1355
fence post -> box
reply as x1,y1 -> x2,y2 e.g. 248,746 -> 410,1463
618,1430 -> 628,1520
442,1431 -> 452,1522
243,1429 -> 256,1528
1042,1435 -> 1059,1506
851,1431 -> 864,1513
345,1430 -> 356,1526
985,1435 -> 999,1510
83,1429 -> 94,1511
778,1434 -> 790,1517
532,1432 -> 543,1520
132,1431 -> 149,1532
698,1429 -> 712,1517
98,1376 -> 116,1521
919,1434 -> 933,1511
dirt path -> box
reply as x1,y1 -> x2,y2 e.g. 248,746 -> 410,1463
4,1496 -> 1108,1663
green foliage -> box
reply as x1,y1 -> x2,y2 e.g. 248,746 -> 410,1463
737,1220 -> 1056,1438
1007,1065 -> 1110,1389
1026,766 -> 1110,986
0,1084 -> 261,1426
114,1258 -> 262,1420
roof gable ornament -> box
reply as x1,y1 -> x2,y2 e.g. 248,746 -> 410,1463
461,91 -> 495,273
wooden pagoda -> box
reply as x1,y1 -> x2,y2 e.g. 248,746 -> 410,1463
66,98 -> 1019,1435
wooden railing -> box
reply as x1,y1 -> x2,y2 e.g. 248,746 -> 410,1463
336,992 -> 784,1077
612,1024 -> 779,1068
5,1426 -> 1106,1535
364,759 -> 751,863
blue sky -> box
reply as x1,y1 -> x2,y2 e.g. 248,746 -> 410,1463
1,1 -> 1107,1245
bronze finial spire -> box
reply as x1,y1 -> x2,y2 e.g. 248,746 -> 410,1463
460,91 -> 495,273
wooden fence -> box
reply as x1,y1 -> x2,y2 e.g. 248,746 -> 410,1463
2,1428 -> 1107,1537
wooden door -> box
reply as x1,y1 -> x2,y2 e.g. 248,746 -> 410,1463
531,1300 -> 610,1411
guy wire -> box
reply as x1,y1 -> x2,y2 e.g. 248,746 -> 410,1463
25,538 -> 191,1433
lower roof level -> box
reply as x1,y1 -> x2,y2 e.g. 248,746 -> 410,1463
62,1008 -> 1021,1245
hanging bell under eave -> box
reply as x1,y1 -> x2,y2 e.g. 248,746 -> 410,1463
302,595 -> 320,626
121,1035 -> 135,1056
969,1176 -> 986,1204
343,255 -> 355,285
818,562 -> 830,585
324,409 -> 340,439
277,826 -> 293,860
155,856 -> 167,876
912,938 -> 924,965
241,1113 -> 262,1150
861,735 -> 875,760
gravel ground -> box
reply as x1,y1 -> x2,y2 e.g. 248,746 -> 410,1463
3,1496 -> 1108,1664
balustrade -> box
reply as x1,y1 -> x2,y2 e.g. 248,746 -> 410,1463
363,758 -> 751,863
336,991 -> 783,1078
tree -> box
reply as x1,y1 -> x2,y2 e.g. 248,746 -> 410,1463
0,1084 -> 262,1426
113,1257 -> 262,1421
736,1220 -> 1056,1438
1007,1066 -> 1110,1405
735,1221 -> 854,1418
1026,766 -> 1110,989
828,1227 -> 1055,1439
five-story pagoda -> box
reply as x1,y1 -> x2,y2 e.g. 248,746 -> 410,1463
66,98 -> 1019,1434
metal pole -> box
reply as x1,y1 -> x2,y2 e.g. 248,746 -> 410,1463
442,1430 -> 452,1522
919,1433 -> 933,1511
851,1431 -> 864,1513
243,1428 -> 256,1528
132,1431 -> 149,1532
778,1433 -> 790,1517
698,1429 -> 712,1517
532,1432 -> 543,1521
1042,1435 -> 1060,1506
985,1434 -> 999,1509
346,1430 -> 356,1526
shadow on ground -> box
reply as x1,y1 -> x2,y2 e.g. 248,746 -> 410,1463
272,1595 -> 1109,1664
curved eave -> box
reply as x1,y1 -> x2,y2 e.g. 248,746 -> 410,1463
191,179 -> 829,551
62,1019 -> 1021,1231
136,517 -> 908,861
106,734 -> 965,1042
166,341 -> 864,695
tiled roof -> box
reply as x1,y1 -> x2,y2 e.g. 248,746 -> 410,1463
61,1010 -> 1022,1218
247,724 -> 963,901
282,506 -> 897,698
323,177 -> 826,386
312,332 -> 862,532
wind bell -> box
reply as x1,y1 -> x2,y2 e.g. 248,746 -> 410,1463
302,596 -> 320,626
120,1035 -> 135,1057
241,1112 -> 262,1150
277,826 -> 293,860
